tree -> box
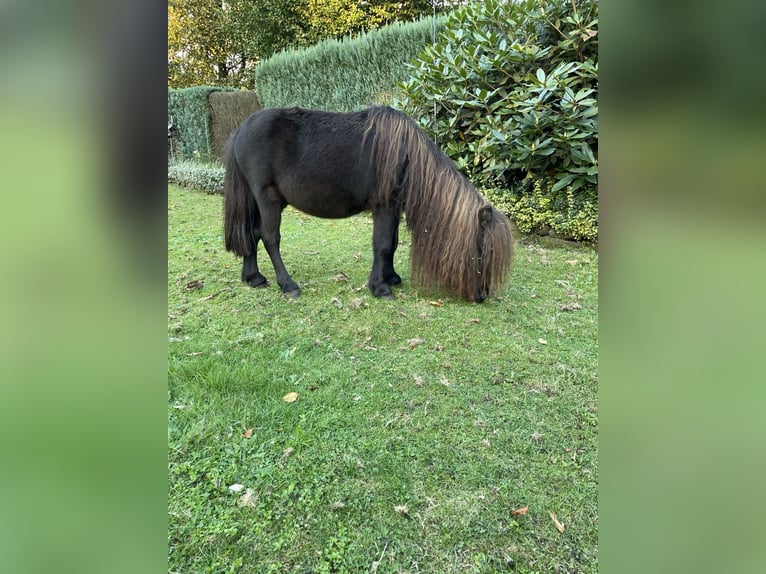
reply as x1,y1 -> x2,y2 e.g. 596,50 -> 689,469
299,0 -> 441,42
168,0 -> 237,88
168,0 -> 455,89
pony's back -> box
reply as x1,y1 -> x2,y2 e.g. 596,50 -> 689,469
230,108 -> 379,218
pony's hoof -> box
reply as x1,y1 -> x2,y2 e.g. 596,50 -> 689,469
371,285 -> 395,299
283,288 -> 301,299
243,272 -> 269,288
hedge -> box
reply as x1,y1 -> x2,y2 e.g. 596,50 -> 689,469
168,161 -> 225,194
208,90 -> 262,158
254,15 -> 447,111
168,87 -> 261,162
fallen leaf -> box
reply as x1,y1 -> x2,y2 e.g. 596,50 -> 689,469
559,302 -> 582,312
538,338 -> 548,345
185,351 -> 204,356
228,483 -> 245,493
283,392 -> 299,403
282,447 -> 295,459
466,318 -> 481,324
198,289 -> 225,301
237,488 -> 258,508
331,297 -> 343,309
333,272 -> 349,282
550,511 -> 565,533
309,385 -> 319,391
407,338 -> 425,349
413,374 -> 425,387
481,438 -> 491,448
429,300 -> 444,307
184,279 -> 203,290
511,506 -> 529,516
394,505 -> 409,517
242,428 -> 253,439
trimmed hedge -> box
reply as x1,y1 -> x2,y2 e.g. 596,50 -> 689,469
254,15 -> 447,111
168,87 -> 260,162
208,90 -> 262,158
168,86 -> 230,161
168,161 -> 225,194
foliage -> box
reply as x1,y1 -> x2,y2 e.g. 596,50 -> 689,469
169,0 -> 449,89
169,86 -> 223,161
168,0 -> 241,88
255,16 -> 447,111
168,86 -> 240,162
168,185 -> 598,573
485,180 -> 598,242
300,0 -> 445,41
168,160 -> 224,193
397,0 -> 598,240
224,0 -> 309,88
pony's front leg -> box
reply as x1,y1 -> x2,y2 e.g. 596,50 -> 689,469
258,200 -> 301,297
368,207 -> 401,299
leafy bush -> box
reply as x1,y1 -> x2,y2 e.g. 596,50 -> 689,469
168,161 -> 225,194
397,0 -> 598,241
484,181 -> 598,241
169,87 -> 260,162
168,86 -> 235,161
255,15 -> 447,111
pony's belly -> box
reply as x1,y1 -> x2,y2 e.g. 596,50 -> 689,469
294,201 -> 366,219
283,183 -> 369,219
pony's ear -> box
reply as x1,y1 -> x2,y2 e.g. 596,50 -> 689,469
478,205 -> 493,229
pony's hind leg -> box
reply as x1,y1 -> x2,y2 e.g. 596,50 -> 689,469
239,219 -> 269,287
257,191 -> 301,297
241,252 -> 269,288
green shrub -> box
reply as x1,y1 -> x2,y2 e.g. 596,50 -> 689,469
168,161 -> 225,194
168,86 -> 235,161
208,90 -> 261,158
397,0 -> 598,241
484,180 -> 598,241
254,16 -> 447,111
169,87 -> 260,161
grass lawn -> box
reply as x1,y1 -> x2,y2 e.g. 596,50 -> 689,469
168,184 -> 598,573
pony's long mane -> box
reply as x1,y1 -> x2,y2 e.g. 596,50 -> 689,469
364,106 -> 513,300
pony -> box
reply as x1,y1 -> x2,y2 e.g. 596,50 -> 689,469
223,106 -> 513,302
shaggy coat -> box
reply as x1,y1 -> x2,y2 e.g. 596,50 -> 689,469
224,106 -> 513,302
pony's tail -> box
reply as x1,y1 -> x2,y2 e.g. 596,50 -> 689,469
223,131 -> 259,257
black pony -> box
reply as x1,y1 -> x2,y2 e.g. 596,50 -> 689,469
223,106 -> 513,302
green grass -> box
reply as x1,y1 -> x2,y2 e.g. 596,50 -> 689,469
168,184 -> 598,573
